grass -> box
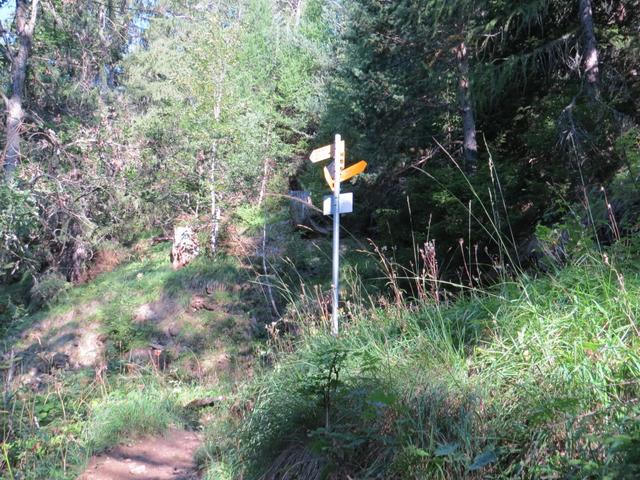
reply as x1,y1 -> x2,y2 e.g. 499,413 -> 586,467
4,226 -> 640,479
4,243 -> 247,354
0,243 -> 257,479
204,250 -> 640,479
83,384 -> 184,454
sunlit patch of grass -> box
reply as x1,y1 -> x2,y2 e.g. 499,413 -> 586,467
83,384 -> 184,455
1,244 -> 258,479
5,246 -> 249,355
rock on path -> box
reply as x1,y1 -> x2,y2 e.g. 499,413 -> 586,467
77,429 -> 202,480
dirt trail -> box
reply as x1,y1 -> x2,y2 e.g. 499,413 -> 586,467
77,429 -> 202,480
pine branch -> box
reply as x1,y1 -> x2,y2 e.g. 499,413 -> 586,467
475,30 -> 579,109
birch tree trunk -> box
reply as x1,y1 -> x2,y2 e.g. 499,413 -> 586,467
579,0 -> 600,98
257,157 -> 270,208
210,140 -> 221,255
210,76 -> 224,255
455,41 -> 478,174
3,0 -> 39,181
294,0 -> 304,29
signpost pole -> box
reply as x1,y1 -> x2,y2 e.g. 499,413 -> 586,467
309,134 -> 366,336
331,134 -> 341,336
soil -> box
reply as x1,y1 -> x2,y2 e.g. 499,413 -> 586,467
5,301 -> 107,389
77,429 -> 202,480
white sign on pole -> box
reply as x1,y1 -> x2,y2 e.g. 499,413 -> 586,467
323,192 -> 353,216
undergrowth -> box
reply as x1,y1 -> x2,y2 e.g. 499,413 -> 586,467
1,243 -> 251,479
205,251 -> 640,479
83,385 -> 184,454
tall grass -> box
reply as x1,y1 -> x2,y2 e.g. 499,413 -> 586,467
83,385 -> 184,454
205,251 -> 640,479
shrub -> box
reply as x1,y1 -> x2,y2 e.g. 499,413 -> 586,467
0,184 -> 41,280
29,271 -> 71,309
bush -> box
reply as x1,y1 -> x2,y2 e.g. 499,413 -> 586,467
29,271 -> 71,309
0,184 -> 40,280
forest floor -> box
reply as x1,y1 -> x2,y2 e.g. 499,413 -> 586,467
78,428 -> 201,480
0,238 -> 272,479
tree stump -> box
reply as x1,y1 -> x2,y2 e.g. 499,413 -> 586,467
170,226 -> 200,269
289,190 -> 329,235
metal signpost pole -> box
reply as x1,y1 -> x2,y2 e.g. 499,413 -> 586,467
331,134 -> 341,336
309,134 -> 365,337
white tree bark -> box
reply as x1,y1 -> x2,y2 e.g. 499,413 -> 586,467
258,157 -> 270,208
3,0 -> 40,181
210,75 -> 224,255
210,140 -> 220,255
294,0 -> 304,29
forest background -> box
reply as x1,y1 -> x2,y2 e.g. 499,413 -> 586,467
1,0 -> 639,287
1,0 -> 640,478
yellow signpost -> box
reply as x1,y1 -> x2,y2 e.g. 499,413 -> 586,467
308,135 -> 367,336
323,159 -> 368,190
323,166 -> 335,192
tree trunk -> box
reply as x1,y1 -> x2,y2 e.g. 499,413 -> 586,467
171,226 -> 200,270
579,0 -> 599,98
257,157 -> 270,207
210,140 -> 221,255
210,82 -> 223,255
289,190 -> 329,235
289,190 -> 312,226
294,0 -> 304,29
454,41 -> 478,174
3,0 -> 39,181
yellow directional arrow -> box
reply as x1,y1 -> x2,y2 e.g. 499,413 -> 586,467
323,160 -> 367,191
310,140 -> 346,164
340,160 -> 367,182
324,165 -> 335,191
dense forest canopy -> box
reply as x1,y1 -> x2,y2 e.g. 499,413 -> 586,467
1,0 -> 638,288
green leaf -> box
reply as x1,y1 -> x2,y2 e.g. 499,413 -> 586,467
410,446 -> 431,458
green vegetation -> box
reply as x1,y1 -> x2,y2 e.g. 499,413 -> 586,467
0,244 -> 253,478
84,385 -> 185,454
206,251 -> 640,478
1,0 -> 640,478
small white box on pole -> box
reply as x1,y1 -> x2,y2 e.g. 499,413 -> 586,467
323,192 -> 353,216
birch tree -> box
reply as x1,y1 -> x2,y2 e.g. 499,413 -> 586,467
1,0 -> 40,181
